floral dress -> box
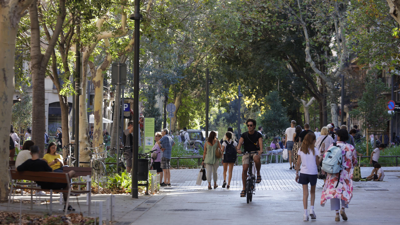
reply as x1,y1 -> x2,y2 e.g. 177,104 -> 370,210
321,141 -> 358,206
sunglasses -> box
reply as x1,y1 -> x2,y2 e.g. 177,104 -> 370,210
247,124 -> 254,127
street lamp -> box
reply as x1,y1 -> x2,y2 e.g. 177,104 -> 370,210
205,69 -> 212,139
238,85 -> 243,138
129,0 -> 141,199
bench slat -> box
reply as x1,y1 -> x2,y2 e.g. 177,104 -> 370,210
10,170 -> 68,183
63,167 -> 92,177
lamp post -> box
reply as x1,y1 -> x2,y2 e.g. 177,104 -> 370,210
205,68 -> 213,139
129,0 -> 141,199
238,85 -> 243,138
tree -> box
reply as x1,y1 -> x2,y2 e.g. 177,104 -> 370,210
260,91 -> 290,137
0,0 -> 36,203
29,0 -> 66,155
386,0 -> 400,25
350,74 -> 392,130
12,91 -> 33,134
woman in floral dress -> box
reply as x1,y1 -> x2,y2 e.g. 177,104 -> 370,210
320,129 -> 358,222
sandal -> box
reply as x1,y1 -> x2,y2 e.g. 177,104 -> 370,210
227,185 -> 230,189
208,185 -> 212,190
214,184 -> 218,189
256,175 -> 262,183
240,190 -> 246,197
222,181 -> 227,188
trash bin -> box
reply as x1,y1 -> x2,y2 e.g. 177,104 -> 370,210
138,159 -> 149,181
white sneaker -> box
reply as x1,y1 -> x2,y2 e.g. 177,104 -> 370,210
303,214 -> 309,222
36,191 -> 46,196
309,210 -> 317,219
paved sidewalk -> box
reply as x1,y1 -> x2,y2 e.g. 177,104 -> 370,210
2,163 -> 399,225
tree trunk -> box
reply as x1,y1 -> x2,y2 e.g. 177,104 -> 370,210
300,98 -> 315,124
0,0 -> 36,203
59,96 -> 69,158
79,63 -> 90,165
331,102 -> 339,128
30,1 -> 46,156
387,0 -> 400,25
171,93 -> 182,132
92,54 -> 112,153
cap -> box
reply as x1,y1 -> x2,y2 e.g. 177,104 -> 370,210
327,124 -> 333,129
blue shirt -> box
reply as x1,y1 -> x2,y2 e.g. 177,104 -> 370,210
159,135 -> 174,159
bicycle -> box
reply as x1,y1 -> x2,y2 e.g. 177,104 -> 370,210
85,145 -> 107,185
63,143 -> 76,167
245,152 -> 257,204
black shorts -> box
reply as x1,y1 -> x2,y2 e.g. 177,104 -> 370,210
40,183 -> 68,190
152,162 -> 163,173
298,173 -> 317,186
372,160 -> 378,166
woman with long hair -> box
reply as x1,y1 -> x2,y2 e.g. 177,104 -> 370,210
221,131 -> 237,189
295,133 -> 320,221
202,131 -> 222,190
43,142 -> 64,172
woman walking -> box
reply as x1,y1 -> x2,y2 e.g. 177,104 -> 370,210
221,131 -> 237,189
292,125 -> 303,169
320,129 -> 358,222
295,133 -> 320,221
43,142 -> 64,172
152,132 -> 164,186
202,131 -> 222,190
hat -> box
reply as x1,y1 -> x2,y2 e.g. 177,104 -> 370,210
327,124 -> 333,129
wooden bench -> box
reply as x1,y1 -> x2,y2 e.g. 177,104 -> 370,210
63,167 -> 92,209
9,169 -> 91,215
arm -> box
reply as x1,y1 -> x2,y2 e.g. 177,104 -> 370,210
295,154 -> 302,182
370,151 -> 374,164
218,141 -> 222,151
258,137 -> 263,155
202,143 -> 207,164
236,137 -> 244,154
284,133 -> 287,146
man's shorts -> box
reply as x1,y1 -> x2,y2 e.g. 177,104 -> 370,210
124,149 -> 132,168
372,160 -> 378,166
287,141 -> 294,151
242,152 -> 258,165
298,173 -> 317,186
161,157 -> 171,169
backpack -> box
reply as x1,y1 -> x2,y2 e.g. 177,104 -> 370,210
322,144 -> 343,187
180,131 -> 186,142
224,140 -> 237,162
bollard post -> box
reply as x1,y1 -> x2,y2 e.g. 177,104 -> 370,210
99,202 -> 103,225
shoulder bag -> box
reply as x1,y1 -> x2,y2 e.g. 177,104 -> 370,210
317,135 -> 329,179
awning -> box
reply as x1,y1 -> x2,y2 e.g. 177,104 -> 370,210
89,114 -> 113,124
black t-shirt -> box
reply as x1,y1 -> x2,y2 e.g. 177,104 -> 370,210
241,131 -> 263,152
17,159 -> 53,186
298,130 -> 313,142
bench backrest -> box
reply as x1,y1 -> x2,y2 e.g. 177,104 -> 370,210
10,170 -> 69,184
63,167 -> 92,177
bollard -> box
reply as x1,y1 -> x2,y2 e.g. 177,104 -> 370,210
99,202 -> 103,225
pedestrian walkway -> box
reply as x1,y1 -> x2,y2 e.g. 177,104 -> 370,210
2,163 -> 399,225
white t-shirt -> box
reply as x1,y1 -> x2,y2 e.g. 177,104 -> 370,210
15,150 -> 32,168
222,140 -> 238,147
372,148 -> 380,162
314,132 -> 321,139
285,127 -> 296,142
184,132 -> 190,142
298,147 -> 320,175
377,168 -> 385,181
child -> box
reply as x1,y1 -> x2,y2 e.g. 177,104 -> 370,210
366,163 -> 385,181
370,144 -> 385,166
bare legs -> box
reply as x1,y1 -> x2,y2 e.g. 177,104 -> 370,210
223,163 -> 228,182
289,150 -> 293,168
227,163 -> 234,186
302,184 -> 316,211
163,169 -> 170,184
158,171 -> 163,184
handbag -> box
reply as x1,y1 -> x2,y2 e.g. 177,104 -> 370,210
196,169 -> 203,185
215,148 -> 222,158
282,148 -> 288,160
201,165 -> 207,181
352,156 -> 361,181
151,151 -> 158,160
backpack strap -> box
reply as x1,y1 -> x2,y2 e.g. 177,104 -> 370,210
319,135 -> 329,150
335,143 -> 345,188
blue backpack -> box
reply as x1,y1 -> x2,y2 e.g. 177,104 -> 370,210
322,145 -> 343,174
322,144 -> 343,188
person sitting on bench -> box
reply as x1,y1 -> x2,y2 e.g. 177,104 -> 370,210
16,145 -> 76,211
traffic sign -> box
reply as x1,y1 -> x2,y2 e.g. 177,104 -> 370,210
388,100 -> 395,111
166,103 -> 176,113
168,112 -> 174,118
124,103 -> 130,112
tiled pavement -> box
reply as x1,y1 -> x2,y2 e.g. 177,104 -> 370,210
168,163 -> 324,192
